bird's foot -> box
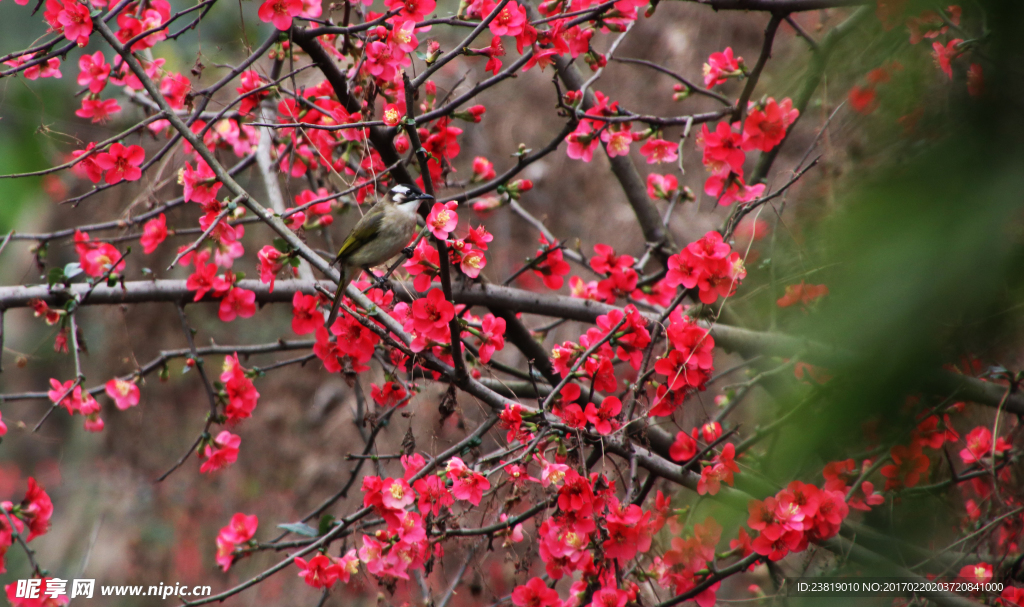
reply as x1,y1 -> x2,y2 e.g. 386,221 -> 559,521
401,246 -> 414,258
365,268 -> 391,291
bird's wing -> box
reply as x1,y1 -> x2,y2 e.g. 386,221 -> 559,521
334,208 -> 384,265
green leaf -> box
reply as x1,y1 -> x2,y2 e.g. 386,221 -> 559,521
317,514 -> 335,536
277,522 -> 319,537
47,268 -> 65,286
64,263 -> 83,280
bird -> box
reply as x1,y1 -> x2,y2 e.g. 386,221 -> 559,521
324,184 -> 433,329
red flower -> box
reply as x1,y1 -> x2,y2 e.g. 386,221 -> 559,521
485,0 -> 527,37
911,414 -> 959,449
476,313 -> 506,363
472,156 -> 496,182
77,51 -> 110,93
104,378 -> 140,410
21,478 -> 54,541
566,122 -> 599,162
697,462 -> 730,495
371,382 -> 408,408
742,97 -> 799,152
646,173 -> 678,201
847,481 -> 885,511
696,421 -> 720,443
56,0 -> 92,46
160,72 -> 192,110
235,70 -> 268,115
186,253 -> 220,301
639,138 -> 678,164
880,444 -> 929,490
291,292 -> 323,335
403,239 -> 440,291
703,47 -> 742,88
140,214 -> 167,254
932,38 -> 963,79
512,577 -> 560,607
584,396 -> 622,435
257,245 -> 285,292
410,288 -> 455,342
75,98 -> 121,123
219,512 -> 258,544
412,475 -> 453,516
670,430 -> 697,462
221,354 -> 260,423
382,102 -> 404,127
532,235 -> 570,289
665,232 -> 746,304
477,36 -> 506,75
179,160 -> 222,205
380,477 -> 415,511
698,122 -> 745,174
384,0 -> 435,22
704,170 -> 765,206
215,512 -> 258,571
822,458 -> 857,491
258,0 -> 302,30
94,143 -> 144,184
460,248 -> 487,278
294,554 -> 342,589
959,563 -> 993,585
601,128 -> 635,158
74,230 -> 126,277
426,201 -> 459,240
200,431 -> 241,473
4,53 -> 62,80
331,310 -> 380,366
424,118 -> 463,160
70,143 -> 103,183
446,457 -> 490,505
959,426 -> 1010,464
1000,586 -> 1024,607
848,85 -> 878,114
499,403 -> 527,443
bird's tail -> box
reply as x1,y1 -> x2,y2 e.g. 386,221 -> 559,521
324,266 -> 352,330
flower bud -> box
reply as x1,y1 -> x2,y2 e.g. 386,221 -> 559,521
471,195 -> 502,214
672,84 -> 691,102
425,40 -> 441,64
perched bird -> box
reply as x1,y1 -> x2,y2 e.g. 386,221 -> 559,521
324,184 -> 433,328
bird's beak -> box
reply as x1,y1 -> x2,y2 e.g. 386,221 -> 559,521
414,192 -> 434,201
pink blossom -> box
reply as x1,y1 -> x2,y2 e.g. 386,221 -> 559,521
104,378 -> 140,410
258,0 -> 302,30
426,201 -> 459,240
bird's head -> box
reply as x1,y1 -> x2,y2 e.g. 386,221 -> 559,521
389,184 -> 434,205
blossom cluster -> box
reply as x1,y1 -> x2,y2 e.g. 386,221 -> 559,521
215,513 -> 258,571
0,479 -> 54,576
665,230 -> 746,305
550,305 -> 651,422
696,96 -> 797,205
